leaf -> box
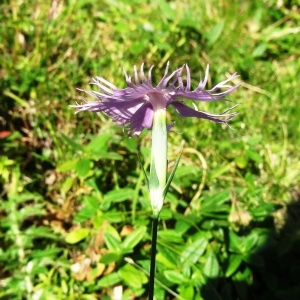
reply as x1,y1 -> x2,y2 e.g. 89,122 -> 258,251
61,177 -> 75,194
80,295 -> 98,300
235,156 -> 248,169
65,228 -> 89,244
122,226 -> 147,250
204,252 -> 219,278
103,188 -> 135,203
158,229 -> 183,243
156,245 -> 179,268
250,201 -> 275,220
84,195 -> 100,210
74,206 -> 97,223
245,172 -> 255,189
243,233 -> 258,252
98,272 -> 121,288
209,163 -> 234,180
99,253 -> 122,264
159,208 -> 173,220
56,159 -> 78,172
206,20 -> 225,45
119,264 -> 147,288
131,41 -> 147,54
246,149 -> 263,163
103,224 -> 122,251
75,158 -> 91,177
163,270 -> 186,284
104,232 -> 122,252
181,237 -> 208,264
137,152 -> 149,189
225,255 -> 242,277
85,132 -> 111,153
123,137 -> 137,152
94,152 -> 123,160
163,149 -> 182,199
252,42 -> 267,57
96,211 -> 123,223
175,220 -> 192,235
200,190 -> 230,215
157,0 -> 174,20
60,133 -> 84,151
174,165 -> 198,179
31,247 -> 62,258
178,284 -> 194,300
228,230 -> 242,253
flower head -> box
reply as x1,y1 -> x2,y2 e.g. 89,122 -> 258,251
73,62 -> 239,135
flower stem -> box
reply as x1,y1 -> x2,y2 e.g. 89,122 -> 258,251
148,213 -> 159,300
149,108 -> 167,214
148,108 -> 167,299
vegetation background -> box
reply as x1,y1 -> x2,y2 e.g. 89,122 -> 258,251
1,0 -> 300,299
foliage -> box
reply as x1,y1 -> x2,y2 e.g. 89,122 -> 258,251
1,0 -> 300,299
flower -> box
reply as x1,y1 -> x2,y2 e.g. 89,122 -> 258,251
73,62 -> 239,135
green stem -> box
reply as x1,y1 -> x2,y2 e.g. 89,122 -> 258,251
149,108 -> 167,213
148,107 -> 167,298
148,214 -> 159,300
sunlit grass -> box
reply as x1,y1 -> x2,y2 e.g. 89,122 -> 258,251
1,0 -> 300,299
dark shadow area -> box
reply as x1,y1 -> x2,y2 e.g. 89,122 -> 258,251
200,189 -> 300,300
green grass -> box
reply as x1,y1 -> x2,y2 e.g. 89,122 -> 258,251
1,0 -> 300,299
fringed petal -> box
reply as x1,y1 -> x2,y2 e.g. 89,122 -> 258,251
73,62 -> 240,135
170,101 -> 238,124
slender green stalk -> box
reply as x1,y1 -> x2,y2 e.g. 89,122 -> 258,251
148,108 -> 167,298
148,214 -> 159,300
149,108 -> 167,214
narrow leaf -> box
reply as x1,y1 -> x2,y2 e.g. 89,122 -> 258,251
103,188 -> 135,203
204,252 -> 220,278
104,232 -> 122,252
85,132 -> 111,153
122,226 -> 147,250
225,255 -> 242,277
119,264 -> 147,288
163,149 -> 182,199
65,228 -> 89,244
98,272 -> 121,288
100,253 -> 122,264
137,152 -> 149,189
60,133 -> 84,151
164,270 -> 186,284
75,158 -> 91,177
181,237 -> 208,264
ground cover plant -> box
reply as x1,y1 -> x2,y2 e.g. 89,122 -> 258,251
1,0 -> 300,299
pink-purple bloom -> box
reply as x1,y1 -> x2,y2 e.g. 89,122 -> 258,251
73,62 -> 239,135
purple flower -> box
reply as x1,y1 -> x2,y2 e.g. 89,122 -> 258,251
73,62 -> 239,135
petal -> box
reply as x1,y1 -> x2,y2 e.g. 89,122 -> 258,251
185,64 -> 191,91
128,103 -> 154,135
148,65 -> 154,85
91,77 -> 117,93
134,65 -> 139,84
194,65 -> 209,91
101,99 -> 146,121
170,101 -> 238,124
140,63 -> 146,83
171,90 -> 226,102
157,62 -> 184,89
74,62 -> 240,135
74,98 -> 145,122
210,73 -> 240,91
